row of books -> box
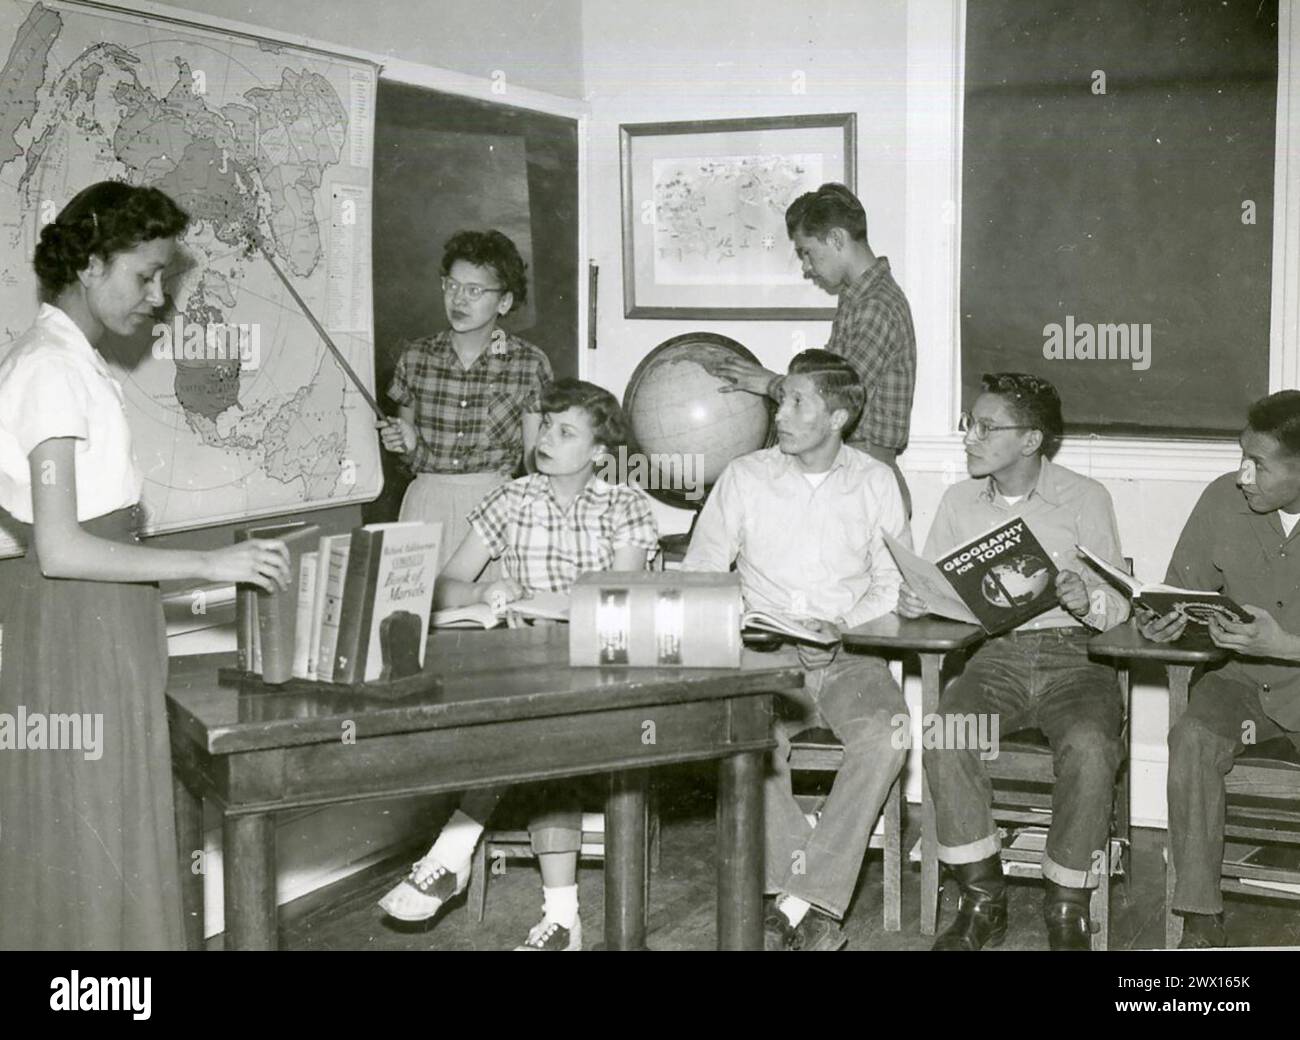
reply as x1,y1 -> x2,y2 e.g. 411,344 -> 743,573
236,520 -> 443,685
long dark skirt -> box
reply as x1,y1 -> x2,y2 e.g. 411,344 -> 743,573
0,507 -> 182,950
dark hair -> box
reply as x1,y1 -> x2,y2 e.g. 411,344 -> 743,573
540,378 -> 628,451
979,372 -> 1064,454
440,229 -> 528,312
33,181 -> 189,298
785,182 -> 868,243
787,349 -> 866,431
1247,390 -> 1300,457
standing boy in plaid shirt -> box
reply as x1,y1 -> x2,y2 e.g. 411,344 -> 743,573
704,183 -> 917,513
378,379 -> 659,950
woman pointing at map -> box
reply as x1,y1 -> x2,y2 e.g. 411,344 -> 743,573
380,230 -> 552,573
0,181 -> 292,951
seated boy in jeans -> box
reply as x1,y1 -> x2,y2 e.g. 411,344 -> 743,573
683,349 -> 910,950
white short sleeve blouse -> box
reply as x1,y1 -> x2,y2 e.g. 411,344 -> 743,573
0,304 -> 143,523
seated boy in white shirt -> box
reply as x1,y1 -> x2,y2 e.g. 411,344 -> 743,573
683,349 -> 910,951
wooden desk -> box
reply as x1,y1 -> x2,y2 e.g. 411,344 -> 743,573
166,626 -> 800,951
841,614 -> 986,934
1088,620 -> 1229,948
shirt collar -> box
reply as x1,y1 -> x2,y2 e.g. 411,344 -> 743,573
38,303 -> 108,374
840,256 -> 891,304
977,457 -> 1062,507
434,328 -> 514,363
524,471 -> 615,507
770,441 -> 855,480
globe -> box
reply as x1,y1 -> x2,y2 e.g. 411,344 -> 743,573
623,333 -> 773,509
980,555 -> 1053,609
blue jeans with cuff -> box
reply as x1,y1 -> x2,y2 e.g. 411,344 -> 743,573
925,628 -> 1123,889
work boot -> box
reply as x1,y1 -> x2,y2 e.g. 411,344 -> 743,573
1043,882 -> 1092,951
932,855 -> 1007,951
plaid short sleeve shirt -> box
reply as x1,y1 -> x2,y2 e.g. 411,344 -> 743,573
826,257 -> 917,451
467,474 -> 660,593
387,328 -> 553,475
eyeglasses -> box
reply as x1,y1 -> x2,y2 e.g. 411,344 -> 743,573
441,276 -> 505,302
958,411 -> 1035,441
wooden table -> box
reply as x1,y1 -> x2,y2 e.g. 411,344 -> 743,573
166,626 -> 800,951
1088,620 -> 1229,948
841,614 -> 986,934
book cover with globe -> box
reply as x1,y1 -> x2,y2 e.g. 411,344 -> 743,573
884,518 -> 1060,634
937,518 -> 1059,633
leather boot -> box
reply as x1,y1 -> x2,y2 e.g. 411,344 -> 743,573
1043,882 -> 1092,951
932,855 -> 1007,951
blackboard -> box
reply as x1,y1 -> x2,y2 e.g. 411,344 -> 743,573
961,0 -> 1278,437
367,81 -> 579,521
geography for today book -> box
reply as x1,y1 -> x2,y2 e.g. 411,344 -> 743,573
884,517 -> 1059,634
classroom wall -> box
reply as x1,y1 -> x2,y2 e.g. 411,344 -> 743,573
580,0 -> 910,411
148,0 -> 586,98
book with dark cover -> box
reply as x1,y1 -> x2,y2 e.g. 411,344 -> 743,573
885,518 -> 1059,635
1076,544 -> 1252,625
936,518 -> 1058,633
245,521 -> 320,684
333,522 -> 442,684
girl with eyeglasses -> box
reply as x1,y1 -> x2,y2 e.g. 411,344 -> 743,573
379,230 -> 553,579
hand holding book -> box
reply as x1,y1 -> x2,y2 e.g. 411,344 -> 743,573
1076,543 -> 1251,629
1205,605 -> 1300,661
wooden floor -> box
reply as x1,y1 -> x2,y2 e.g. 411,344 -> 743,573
281,764 -> 1300,952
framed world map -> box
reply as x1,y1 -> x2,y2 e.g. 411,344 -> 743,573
0,0 -> 381,556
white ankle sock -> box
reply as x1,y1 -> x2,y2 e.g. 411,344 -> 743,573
778,894 -> 811,927
542,884 -> 579,929
425,810 -> 484,877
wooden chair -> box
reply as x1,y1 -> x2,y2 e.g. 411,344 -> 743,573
788,726 -> 903,930
1220,737 -> 1300,912
468,793 -> 660,924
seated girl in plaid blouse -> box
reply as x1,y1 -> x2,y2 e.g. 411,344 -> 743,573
378,378 -> 659,950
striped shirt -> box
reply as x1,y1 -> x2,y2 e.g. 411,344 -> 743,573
826,257 -> 917,451
387,328 -> 552,476
468,473 -> 660,594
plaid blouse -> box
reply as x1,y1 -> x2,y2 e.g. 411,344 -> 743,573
387,328 -> 553,475
826,257 -> 917,451
467,474 -> 660,593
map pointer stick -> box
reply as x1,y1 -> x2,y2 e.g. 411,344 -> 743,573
255,243 -> 385,420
